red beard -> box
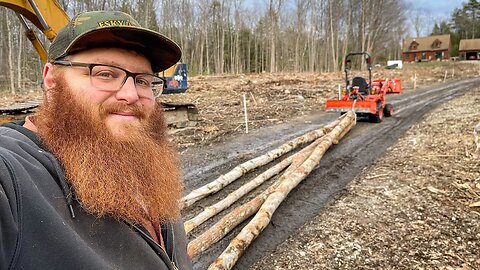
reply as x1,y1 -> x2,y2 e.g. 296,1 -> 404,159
33,75 -> 183,224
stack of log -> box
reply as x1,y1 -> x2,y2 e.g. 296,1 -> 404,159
182,111 -> 357,269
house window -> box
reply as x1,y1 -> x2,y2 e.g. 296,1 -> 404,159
431,39 -> 442,49
409,41 -> 419,50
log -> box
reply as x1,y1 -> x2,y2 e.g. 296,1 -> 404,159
333,115 -> 356,144
184,137 -> 324,234
181,120 -> 341,207
184,156 -> 291,234
208,111 -> 356,270
187,189 -> 268,258
187,137 -> 323,258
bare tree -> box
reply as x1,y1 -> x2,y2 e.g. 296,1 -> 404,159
17,24 -> 24,91
5,10 -> 15,94
1,0 -> 409,84
267,0 -> 283,72
293,0 -> 310,72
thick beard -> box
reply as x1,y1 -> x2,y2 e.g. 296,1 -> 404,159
34,76 -> 183,224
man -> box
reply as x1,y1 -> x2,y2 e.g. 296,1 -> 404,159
0,10 -> 192,270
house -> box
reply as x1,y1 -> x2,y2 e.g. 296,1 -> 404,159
402,34 -> 451,62
459,39 -> 480,60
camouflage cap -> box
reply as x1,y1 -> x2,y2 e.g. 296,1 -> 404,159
48,10 -> 181,72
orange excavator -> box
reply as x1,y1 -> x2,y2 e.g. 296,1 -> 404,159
0,0 -> 197,127
325,52 -> 402,122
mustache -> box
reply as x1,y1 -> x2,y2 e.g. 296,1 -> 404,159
99,103 -> 148,119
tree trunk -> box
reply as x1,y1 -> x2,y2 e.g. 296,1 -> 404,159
341,0 -> 352,72
184,135 -> 326,234
184,156 -> 292,234
6,11 -> 15,94
17,25 -> 23,91
329,0 -> 338,71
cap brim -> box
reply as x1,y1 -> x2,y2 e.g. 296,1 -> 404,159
64,27 -> 181,72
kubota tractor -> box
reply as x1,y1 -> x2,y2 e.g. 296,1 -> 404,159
325,52 -> 402,123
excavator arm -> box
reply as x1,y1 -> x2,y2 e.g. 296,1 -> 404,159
0,0 -> 69,63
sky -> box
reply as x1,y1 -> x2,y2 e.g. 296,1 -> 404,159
404,0 -> 466,36
405,0 -> 465,17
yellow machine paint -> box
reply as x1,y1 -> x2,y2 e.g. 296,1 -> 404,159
0,0 -> 69,63
0,0 -> 197,127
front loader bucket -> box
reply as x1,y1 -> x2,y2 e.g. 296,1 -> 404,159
325,100 -> 378,114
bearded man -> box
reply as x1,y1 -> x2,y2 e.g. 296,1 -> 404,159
0,10 -> 191,270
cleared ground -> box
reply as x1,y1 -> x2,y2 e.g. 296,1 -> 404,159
2,62 -> 479,269
250,81 -> 480,270
182,76 -> 480,269
173,63 -> 480,269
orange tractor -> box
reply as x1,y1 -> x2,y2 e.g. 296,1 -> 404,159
325,52 -> 402,122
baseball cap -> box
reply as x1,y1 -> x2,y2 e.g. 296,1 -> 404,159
48,10 -> 181,72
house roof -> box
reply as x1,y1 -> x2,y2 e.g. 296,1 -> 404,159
459,39 -> 480,51
403,34 -> 451,53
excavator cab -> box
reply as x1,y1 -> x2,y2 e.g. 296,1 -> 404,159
160,63 -> 188,94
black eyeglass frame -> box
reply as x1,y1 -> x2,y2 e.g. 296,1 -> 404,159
52,60 -> 165,97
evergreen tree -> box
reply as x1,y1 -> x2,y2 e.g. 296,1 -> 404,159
451,0 -> 480,39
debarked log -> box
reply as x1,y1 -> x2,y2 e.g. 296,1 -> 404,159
181,119 -> 341,207
186,137 -> 324,258
208,111 -> 356,270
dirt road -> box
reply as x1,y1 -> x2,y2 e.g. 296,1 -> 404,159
181,77 -> 480,269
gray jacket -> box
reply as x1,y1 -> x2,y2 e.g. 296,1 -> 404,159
0,122 -> 192,270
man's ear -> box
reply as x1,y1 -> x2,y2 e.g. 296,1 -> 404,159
43,63 -> 56,90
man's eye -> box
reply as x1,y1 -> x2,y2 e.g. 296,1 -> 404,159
136,77 -> 151,87
95,71 -> 116,79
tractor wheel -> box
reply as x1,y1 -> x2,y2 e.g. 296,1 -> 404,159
384,104 -> 394,117
370,103 -> 383,123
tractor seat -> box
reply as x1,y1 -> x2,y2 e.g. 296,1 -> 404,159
351,77 -> 369,96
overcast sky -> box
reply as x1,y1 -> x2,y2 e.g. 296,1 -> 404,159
405,0 -> 465,18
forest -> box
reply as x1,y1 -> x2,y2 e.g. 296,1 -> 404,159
0,0 -> 479,93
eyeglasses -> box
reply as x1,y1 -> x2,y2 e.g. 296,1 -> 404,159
52,60 -> 165,98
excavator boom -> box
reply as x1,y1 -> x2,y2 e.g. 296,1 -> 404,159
0,0 -> 69,63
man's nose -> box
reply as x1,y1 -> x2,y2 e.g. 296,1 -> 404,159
115,76 -> 140,104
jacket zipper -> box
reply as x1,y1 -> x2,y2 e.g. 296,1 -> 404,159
170,223 -> 179,270
132,223 -> 177,270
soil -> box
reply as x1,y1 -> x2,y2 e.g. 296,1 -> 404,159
179,75 -> 480,270
168,62 -> 478,269
2,61 -> 479,269
250,81 -> 480,269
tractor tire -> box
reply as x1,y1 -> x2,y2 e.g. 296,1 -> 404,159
384,103 -> 394,117
370,102 -> 383,123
